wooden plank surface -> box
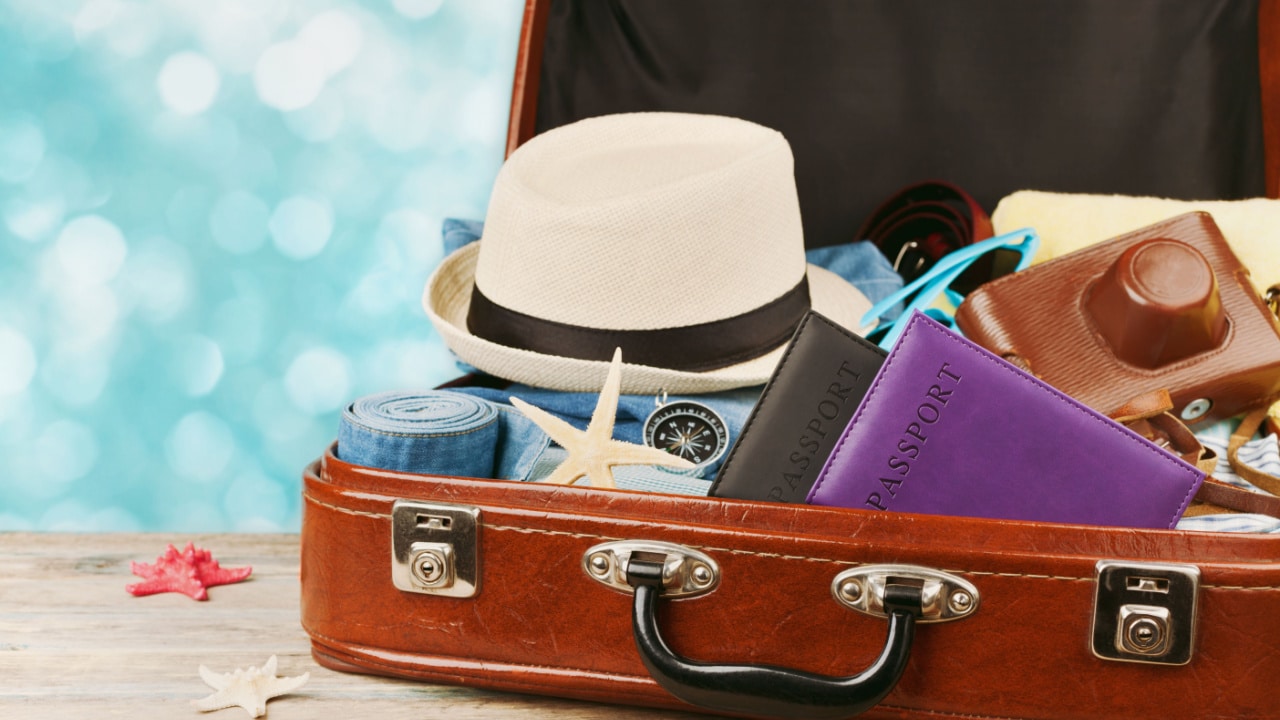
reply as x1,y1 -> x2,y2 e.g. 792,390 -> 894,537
0,533 -> 700,719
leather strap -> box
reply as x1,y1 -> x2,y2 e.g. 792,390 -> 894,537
1227,402 -> 1280,497
1189,476 -> 1280,518
858,181 -> 993,290
466,277 -> 811,372
1107,390 -> 1280,519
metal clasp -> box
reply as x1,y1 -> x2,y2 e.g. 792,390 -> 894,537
583,540 -> 719,598
391,500 -> 480,598
831,565 -> 979,623
1092,560 -> 1199,665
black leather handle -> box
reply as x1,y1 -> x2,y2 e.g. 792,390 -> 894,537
626,555 -> 920,720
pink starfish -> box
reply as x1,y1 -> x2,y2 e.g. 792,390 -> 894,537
126,543 -> 253,601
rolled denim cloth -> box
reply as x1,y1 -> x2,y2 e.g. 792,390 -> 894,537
338,389 -> 717,494
338,391 -> 503,478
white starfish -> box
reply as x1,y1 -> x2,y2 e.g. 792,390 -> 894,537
511,348 -> 696,488
193,655 -> 310,718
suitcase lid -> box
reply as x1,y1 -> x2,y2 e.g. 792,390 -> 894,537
508,0 -> 1277,250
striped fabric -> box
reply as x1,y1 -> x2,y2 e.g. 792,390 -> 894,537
1177,418 -> 1280,534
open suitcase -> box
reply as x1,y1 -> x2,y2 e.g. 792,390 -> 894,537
301,2 -> 1280,718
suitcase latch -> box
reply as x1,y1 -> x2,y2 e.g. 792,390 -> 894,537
831,565 -> 980,623
1092,560 -> 1200,665
391,500 -> 480,598
583,540 -> 719,598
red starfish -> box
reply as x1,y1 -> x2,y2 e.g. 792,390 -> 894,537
126,543 -> 252,601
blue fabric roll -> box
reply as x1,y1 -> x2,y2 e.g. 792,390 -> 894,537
338,391 -> 501,478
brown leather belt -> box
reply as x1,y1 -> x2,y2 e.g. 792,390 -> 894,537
858,180 -> 993,293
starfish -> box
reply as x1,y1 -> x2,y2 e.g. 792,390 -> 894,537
511,348 -> 696,488
194,655 -> 309,718
126,542 -> 252,601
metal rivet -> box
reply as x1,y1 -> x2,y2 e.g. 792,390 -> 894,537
691,563 -> 712,586
1180,398 -> 1212,421
412,550 -> 444,585
949,590 -> 973,614
588,552 -> 611,576
838,579 -> 862,603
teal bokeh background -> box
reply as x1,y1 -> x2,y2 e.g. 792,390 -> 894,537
0,0 -> 524,531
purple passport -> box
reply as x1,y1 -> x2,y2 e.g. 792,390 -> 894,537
806,312 -> 1204,528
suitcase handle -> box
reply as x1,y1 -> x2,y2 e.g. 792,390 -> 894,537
625,553 -> 921,719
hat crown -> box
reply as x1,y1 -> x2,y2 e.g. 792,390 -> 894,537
474,113 -> 808,330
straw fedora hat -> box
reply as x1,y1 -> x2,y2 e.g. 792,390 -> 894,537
424,112 -> 873,394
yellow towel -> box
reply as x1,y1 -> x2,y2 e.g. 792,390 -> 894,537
991,191 -> 1280,294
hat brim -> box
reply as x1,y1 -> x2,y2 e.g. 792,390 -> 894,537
424,242 -> 875,393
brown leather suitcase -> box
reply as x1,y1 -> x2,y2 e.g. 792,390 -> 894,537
301,2 -> 1280,718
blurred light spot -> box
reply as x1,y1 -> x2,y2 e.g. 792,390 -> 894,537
363,337 -> 460,388
21,12 -> 76,63
455,84 -> 506,144
87,507 -> 141,531
40,500 -> 93,531
209,190 -> 269,254
35,420 -> 99,484
51,284 -> 119,346
344,272 -> 400,317
252,380 -> 311,442
55,215 -> 127,285
25,154 -> 104,210
157,52 -> 222,116
283,90 -> 345,143
0,391 -> 35,431
393,0 -> 444,19
166,185 -> 213,236
210,295 -> 266,363
74,0 -> 121,40
120,238 -> 193,324
3,197 -> 65,242
298,10 -> 364,77
168,502 -> 227,532
254,41 -> 327,111
171,335 -> 224,397
229,139 -> 278,187
40,348 -> 110,406
236,517 -> 285,531
0,328 -> 38,395
43,101 -> 99,153
104,3 -> 160,58
0,515 -> 35,531
284,346 -> 350,414
375,208 -> 442,268
269,195 -> 332,259
224,469 -> 287,528
0,116 -> 46,184
365,93 -> 433,151
197,9 -> 272,75
172,115 -> 240,171
165,411 -> 235,482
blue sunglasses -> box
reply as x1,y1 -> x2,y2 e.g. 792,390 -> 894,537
862,228 -> 1040,349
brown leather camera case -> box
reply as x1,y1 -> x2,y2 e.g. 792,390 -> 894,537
955,212 -> 1280,424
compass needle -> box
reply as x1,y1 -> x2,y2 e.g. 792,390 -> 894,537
643,398 -> 729,468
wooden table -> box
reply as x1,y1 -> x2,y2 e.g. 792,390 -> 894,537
0,533 -> 701,719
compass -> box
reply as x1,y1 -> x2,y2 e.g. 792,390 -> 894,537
643,399 -> 729,468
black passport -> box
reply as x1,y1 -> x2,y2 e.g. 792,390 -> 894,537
710,311 -> 887,503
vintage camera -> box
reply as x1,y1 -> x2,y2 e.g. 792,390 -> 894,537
955,212 -> 1280,424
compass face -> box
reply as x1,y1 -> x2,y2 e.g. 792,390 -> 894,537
643,401 -> 729,468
